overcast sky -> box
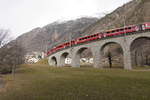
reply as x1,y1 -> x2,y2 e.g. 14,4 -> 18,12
0,0 -> 132,38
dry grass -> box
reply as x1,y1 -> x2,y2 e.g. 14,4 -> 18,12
0,64 -> 150,100
36,58 -> 48,65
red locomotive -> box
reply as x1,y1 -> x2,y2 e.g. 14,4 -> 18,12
47,22 -> 150,56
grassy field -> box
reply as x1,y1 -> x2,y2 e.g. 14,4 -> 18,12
0,64 -> 150,100
36,58 -> 48,65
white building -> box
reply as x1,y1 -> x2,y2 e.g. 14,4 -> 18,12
25,51 -> 45,64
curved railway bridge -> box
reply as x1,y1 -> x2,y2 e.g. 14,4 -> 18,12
48,31 -> 150,70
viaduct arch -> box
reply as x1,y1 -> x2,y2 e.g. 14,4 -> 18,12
100,42 -> 123,68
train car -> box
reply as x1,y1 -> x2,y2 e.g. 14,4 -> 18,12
76,36 -> 88,44
57,44 -> 64,50
76,33 -> 101,44
103,25 -> 138,37
47,51 -> 51,55
47,48 -> 55,55
125,25 -> 138,33
51,47 -> 56,53
63,42 -> 70,48
47,42 -> 68,55
143,22 -> 150,30
70,40 -> 76,45
86,33 -> 101,41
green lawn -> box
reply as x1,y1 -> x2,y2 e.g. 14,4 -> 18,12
1,64 -> 150,100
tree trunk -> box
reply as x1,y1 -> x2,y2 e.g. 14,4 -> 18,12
108,52 -> 112,68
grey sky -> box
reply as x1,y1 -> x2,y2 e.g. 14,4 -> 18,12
0,0 -> 131,37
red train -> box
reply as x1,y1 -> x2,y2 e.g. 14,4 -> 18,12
47,22 -> 150,56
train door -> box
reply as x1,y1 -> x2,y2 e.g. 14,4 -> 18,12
136,24 -> 143,31
142,24 -> 146,30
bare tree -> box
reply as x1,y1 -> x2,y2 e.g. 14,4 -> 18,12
0,29 -> 9,47
107,52 -> 112,68
0,29 -> 26,74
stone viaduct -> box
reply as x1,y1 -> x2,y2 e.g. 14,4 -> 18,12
48,31 -> 150,70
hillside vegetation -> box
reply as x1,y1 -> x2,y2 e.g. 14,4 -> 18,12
1,64 -> 150,100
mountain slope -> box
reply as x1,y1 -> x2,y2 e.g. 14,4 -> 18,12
82,0 -> 150,35
17,17 -> 98,52
17,0 -> 150,54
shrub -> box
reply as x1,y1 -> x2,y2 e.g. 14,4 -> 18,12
0,65 -> 12,74
36,58 -> 48,65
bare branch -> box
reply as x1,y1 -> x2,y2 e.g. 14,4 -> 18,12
0,29 -> 10,47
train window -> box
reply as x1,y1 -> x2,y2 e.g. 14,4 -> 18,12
120,29 -> 124,31
128,27 -> 131,29
107,31 -> 110,33
112,30 -> 115,33
116,29 -> 120,32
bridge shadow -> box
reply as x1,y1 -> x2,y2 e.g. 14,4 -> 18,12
80,64 -> 93,68
62,64 -> 93,68
103,65 -> 124,69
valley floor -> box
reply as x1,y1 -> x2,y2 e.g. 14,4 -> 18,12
0,64 -> 150,100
